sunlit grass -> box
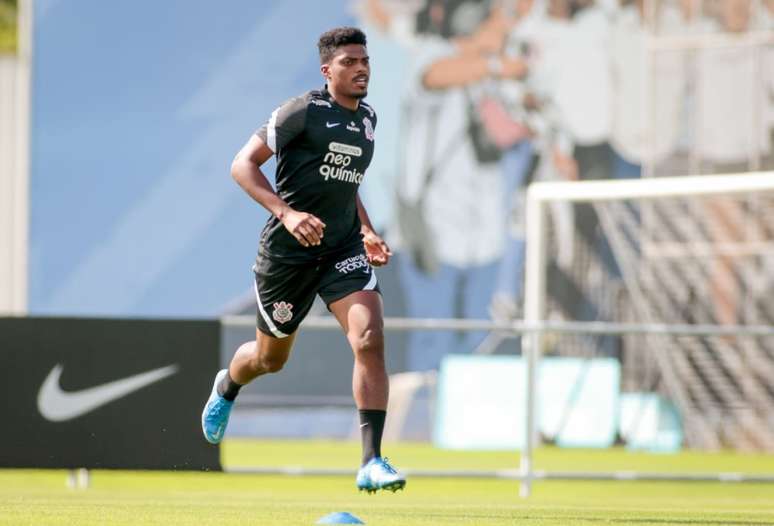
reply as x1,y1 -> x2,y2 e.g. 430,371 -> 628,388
2,439 -> 774,525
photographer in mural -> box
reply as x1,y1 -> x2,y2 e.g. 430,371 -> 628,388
388,0 -> 529,370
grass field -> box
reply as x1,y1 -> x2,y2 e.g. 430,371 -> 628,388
2,439 -> 774,525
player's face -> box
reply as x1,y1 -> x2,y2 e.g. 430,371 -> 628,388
324,44 -> 370,99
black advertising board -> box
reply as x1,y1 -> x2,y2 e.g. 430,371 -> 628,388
0,317 -> 221,471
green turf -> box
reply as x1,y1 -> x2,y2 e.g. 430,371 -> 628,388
223,438 -> 774,473
2,440 -> 774,525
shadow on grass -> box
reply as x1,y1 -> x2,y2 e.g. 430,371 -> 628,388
411,512 -> 772,526
521,516 -> 772,525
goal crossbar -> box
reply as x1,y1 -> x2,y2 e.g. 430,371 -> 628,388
526,171 -> 774,204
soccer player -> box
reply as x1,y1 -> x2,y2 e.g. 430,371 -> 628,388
201,27 -> 405,494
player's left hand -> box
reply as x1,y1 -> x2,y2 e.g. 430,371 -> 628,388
363,230 -> 392,267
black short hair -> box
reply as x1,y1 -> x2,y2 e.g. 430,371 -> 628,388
317,27 -> 367,64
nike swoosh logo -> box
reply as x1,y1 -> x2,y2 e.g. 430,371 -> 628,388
37,363 -> 179,422
326,122 -> 340,128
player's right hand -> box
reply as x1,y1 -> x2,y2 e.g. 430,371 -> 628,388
281,209 -> 326,247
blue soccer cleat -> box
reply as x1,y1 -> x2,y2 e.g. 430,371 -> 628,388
356,457 -> 406,494
201,369 -> 233,444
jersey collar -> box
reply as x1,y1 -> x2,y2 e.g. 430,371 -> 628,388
322,84 -> 359,114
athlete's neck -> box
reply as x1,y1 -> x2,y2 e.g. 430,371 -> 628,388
326,85 -> 360,111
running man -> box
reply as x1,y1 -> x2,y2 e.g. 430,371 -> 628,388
201,27 -> 405,494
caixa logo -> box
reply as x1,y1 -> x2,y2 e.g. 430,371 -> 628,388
335,254 -> 370,274
319,142 -> 365,184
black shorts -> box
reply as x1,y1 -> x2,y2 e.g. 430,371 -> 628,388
252,245 -> 380,338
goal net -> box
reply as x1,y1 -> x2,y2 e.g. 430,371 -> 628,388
523,171 -> 774,455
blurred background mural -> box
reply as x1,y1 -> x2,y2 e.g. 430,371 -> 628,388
3,0 -> 774,447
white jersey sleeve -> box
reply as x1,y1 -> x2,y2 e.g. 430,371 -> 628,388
256,95 -> 308,153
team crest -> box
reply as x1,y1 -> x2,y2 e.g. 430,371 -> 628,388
363,117 -> 374,141
272,301 -> 293,323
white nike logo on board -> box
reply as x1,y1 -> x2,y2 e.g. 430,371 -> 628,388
326,122 -> 340,128
37,363 -> 179,422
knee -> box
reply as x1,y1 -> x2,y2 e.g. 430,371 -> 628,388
250,349 -> 287,374
260,353 -> 287,373
350,327 -> 384,357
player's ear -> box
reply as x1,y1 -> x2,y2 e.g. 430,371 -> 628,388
320,63 -> 330,80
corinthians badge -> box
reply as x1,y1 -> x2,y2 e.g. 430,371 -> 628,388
272,301 -> 293,323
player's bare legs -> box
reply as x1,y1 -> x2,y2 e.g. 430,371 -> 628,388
330,290 -> 388,410
202,330 -> 296,444
330,290 -> 405,493
229,329 -> 297,384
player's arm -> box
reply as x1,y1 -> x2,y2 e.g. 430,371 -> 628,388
422,11 -> 525,90
422,54 -> 526,90
231,134 -> 325,247
356,193 -> 392,267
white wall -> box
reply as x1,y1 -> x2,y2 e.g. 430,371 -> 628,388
0,53 -> 30,315
0,1 -> 31,315
0,56 -> 26,314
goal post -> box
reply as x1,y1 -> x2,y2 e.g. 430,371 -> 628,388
521,171 -> 774,496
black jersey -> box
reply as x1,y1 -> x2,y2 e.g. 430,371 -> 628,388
255,86 -> 376,263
